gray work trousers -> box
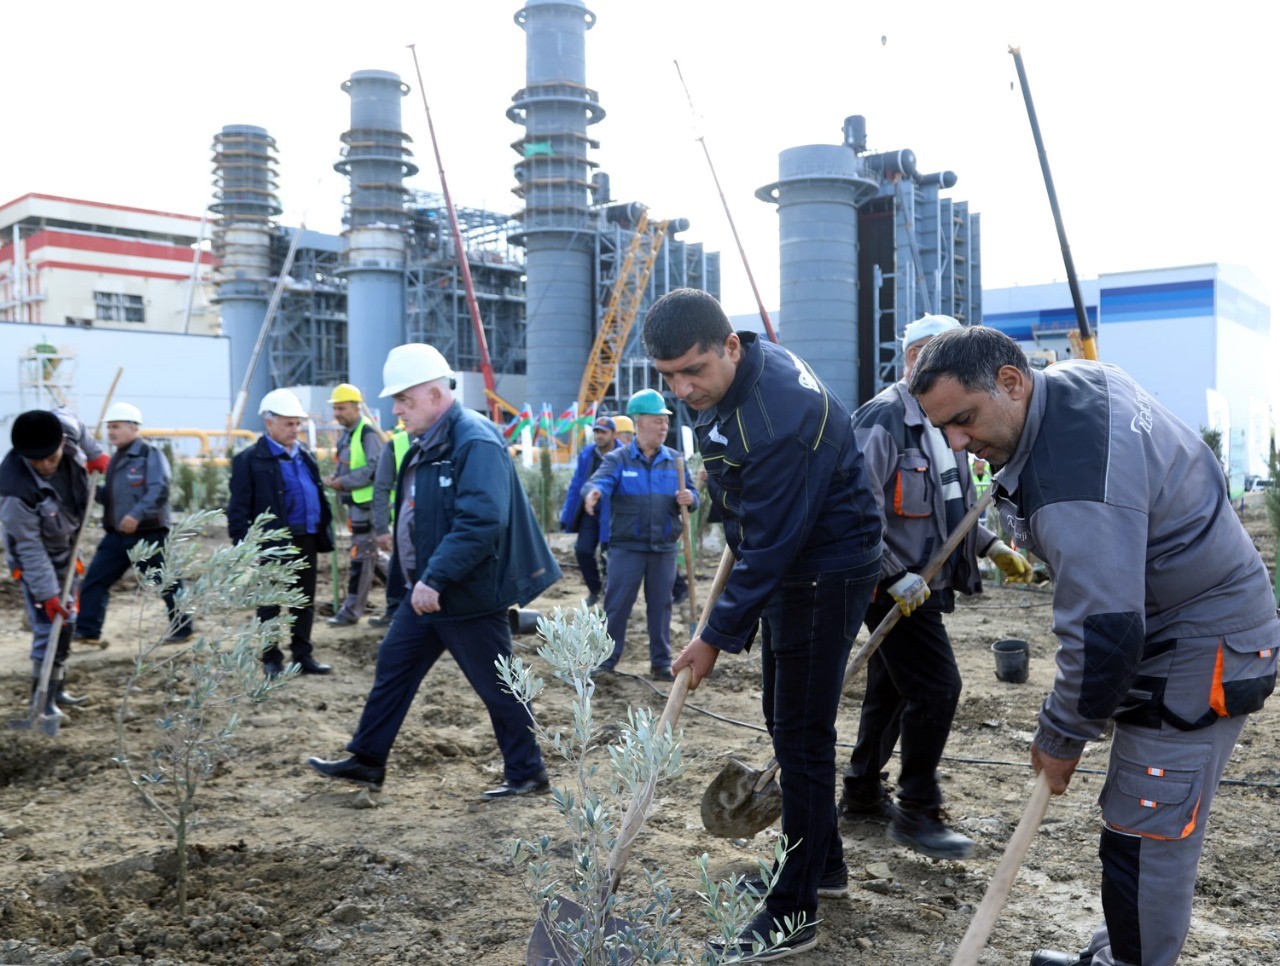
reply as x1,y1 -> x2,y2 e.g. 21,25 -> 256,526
336,526 -> 379,620
1083,712 -> 1247,966
601,546 -> 676,671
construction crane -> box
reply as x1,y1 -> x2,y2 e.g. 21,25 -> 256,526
577,210 -> 670,414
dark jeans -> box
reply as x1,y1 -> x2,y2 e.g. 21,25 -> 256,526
601,546 -> 676,670
760,562 -> 879,922
78,528 -> 188,639
575,513 -> 604,597
259,533 -> 317,664
844,598 -> 962,809
346,604 -> 544,782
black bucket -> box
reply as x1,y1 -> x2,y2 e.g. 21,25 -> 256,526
508,607 -> 541,635
992,638 -> 1030,684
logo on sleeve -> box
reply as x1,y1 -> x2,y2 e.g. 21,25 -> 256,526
785,350 -> 819,393
439,476 -> 452,488
1130,388 -> 1154,436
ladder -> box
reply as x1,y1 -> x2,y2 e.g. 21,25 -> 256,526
577,211 -> 670,413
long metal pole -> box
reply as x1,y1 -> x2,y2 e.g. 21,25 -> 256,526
1009,46 -> 1098,360
181,211 -> 209,335
407,43 -> 502,422
674,61 -> 779,344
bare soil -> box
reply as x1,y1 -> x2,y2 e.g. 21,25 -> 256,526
2,507 -> 1278,965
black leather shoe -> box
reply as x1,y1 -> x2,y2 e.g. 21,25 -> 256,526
1030,951 -> 1090,966
706,909 -> 819,962
651,665 -> 675,682
308,756 -> 385,791
326,614 -> 358,627
367,613 -> 393,627
889,802 -> 974,860
480,773 -> 550,800
839,782 -> 893,823
263,659 -> 285,679
295,655 -> 332,675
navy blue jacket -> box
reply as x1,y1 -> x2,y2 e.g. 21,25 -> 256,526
697,332 -> 882,653
227,435 -> 334,552
559,443 -> 612,542
585,442 -> 698,552
391,401 -> 561,620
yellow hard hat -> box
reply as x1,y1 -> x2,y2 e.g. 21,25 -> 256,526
612,414 -> 635,434
328,383 -> 364,404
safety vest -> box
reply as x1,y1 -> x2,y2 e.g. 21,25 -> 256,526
388,430 -> 411,522
348,418 -> 374,504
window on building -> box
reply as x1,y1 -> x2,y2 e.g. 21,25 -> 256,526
94,291 -> 145,323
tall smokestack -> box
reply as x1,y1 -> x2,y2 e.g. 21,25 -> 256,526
508,0 -> 604,411
210,124 -> 280,412
336,69 -> 417,426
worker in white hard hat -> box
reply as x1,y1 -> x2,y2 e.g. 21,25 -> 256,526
323,383 -> 385,627
310,343 -> 561,797
226,387 -> 334,678
75,402 -> 193,650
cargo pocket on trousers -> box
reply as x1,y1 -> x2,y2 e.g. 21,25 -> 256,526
1100,729 -> 1211,841
1212,630 -> 1279,718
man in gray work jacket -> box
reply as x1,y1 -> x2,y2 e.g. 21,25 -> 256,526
910,325 -> 1279,966
842,315 -> 1032,859
76,401 -> 191,647
324,383 -> 385,626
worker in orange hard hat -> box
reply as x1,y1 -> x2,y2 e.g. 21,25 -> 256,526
323,384 -> 385,627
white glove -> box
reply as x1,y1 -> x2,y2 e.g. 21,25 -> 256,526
886,572 -> 930,617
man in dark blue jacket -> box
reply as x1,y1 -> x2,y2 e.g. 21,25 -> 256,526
227,388 -> 334,678
583,390 -> 696,680
644,288 -> 882,963
76,401 -> 192,648
559,414 -> 618,607
309,343 -> 560,797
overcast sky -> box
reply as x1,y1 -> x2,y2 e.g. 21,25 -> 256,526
4,0 -> 1277,326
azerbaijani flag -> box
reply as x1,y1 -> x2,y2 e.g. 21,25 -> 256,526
553,402 -> 577,436
503,403 -> 534,441
536,402 -> 555,443
575,400 -> 598,428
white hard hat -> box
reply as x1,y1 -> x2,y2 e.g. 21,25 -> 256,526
103,401 -> 143,425
380,343 -> 455,398
902,314 -> 961,350
258,388 -> 308,418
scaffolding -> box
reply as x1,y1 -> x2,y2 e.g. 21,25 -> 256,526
270,233 -> 349,388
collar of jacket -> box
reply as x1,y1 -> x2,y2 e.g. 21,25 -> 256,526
992,366 -> 1048,498
894,380 -> 927,429
705,330 -> 765,424
118,437 -> 147,458
262,434 -> 301,460
414,400 -> 461,460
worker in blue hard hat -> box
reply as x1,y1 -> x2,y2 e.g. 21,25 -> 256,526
582,387 -> 697,680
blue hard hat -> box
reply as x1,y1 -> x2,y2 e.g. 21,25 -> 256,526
626,389 -> 672,417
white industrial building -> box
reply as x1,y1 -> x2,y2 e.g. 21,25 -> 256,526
984,263 -> 1274,482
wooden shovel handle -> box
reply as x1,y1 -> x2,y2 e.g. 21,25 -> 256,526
949,772 -> 1052,965
674,456 -> 699,626
608,545 -> 735,894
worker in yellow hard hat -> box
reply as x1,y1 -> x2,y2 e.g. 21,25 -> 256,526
612,413 -> 635,446
323,383 -> 385,626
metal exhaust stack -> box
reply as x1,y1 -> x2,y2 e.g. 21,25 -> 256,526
508,0 -> 604,411
211,124 -> 280,412
336,69 -> 418,425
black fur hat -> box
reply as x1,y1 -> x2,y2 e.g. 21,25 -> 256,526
11,410 -> 65,460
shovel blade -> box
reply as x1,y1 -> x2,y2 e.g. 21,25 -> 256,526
700,758 -> 783,838
526,896 -> 635,966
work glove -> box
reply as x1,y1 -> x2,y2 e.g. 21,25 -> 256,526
85,454 -> 111,475
42,596 -> 71,622
986,539 -> 1033,583
886,572 -> 930,617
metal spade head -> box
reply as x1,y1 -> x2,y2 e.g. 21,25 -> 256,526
700,758 -> 783,838
526,896 -> 636,966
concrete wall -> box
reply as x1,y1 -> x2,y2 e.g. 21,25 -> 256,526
0,322 -> 231,458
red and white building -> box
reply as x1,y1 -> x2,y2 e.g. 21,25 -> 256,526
0,193 -> 217,334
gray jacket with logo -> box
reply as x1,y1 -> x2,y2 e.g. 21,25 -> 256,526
101,437 -> 172,532
992,361 -> 1279,759
854,380 -> 995,604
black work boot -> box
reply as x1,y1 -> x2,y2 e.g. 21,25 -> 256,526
888,801 -> 974,859
839,779 -> 893,822
53,664 -> 88,706
1030,951 -> 1091,966
30,662 -> 66,718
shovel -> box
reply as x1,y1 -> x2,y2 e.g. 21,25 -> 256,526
700,489 -> 996,838
527,545 -> 736,965
675,456 -> 699,633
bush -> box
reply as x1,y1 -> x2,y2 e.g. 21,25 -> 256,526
497,605 -> 803,962
113,510 -> 305,915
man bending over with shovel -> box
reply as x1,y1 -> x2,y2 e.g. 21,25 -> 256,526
644,288 -> 882,962
841,315 -> 1032,860
910,325 -> 1279,966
